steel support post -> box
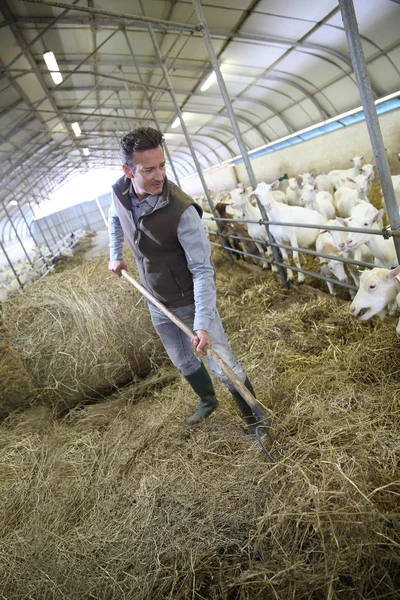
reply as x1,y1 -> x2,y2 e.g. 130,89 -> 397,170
192,0 -> 288,288
138,0 -> 233,265
77,203 -> 91,230
2,185 -> 51,255
95,197 -> 108,227
31,193 -> 63,241
30,198 -> 58,246
0,201 -> 33,268
122,28 -> 181,187
339,0 -> 400,264
0,238 -> 23,288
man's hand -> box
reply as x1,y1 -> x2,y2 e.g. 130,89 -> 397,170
191,329 -> 212,356
108,259 -> 128,277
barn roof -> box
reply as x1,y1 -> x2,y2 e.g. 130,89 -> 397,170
1,0 -> 399,223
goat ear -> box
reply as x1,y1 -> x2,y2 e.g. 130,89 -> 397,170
271,180 -> 280,190
346,176 -> 355,182
373,208 -> 384,222
319,229 -> 328,234
249,191 -> 257,200
389,264 -> 400,280
336,217 -> 347,226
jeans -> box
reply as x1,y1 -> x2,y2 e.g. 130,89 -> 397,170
148,302 -> 246,386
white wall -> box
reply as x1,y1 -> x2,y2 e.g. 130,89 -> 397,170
180,109 -> 400,195
180,163 -> 238,197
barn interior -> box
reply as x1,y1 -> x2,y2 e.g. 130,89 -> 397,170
0,1 -> 400,598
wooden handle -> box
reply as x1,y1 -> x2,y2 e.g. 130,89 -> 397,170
121,269 -> 268,417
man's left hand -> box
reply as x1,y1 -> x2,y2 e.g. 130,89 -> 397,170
191,329 -> 211,356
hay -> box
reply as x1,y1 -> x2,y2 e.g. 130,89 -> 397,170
2,255 -> 166,412
0,249 -> 399,599
0,319 -> 36,418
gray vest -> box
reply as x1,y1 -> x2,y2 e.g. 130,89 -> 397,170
112,176 -> 202,307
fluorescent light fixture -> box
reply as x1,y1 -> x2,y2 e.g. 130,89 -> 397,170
171,116 -> 180,129
201,70 -> 217,92
82,147 -> 90,156
50,71 -> 63,85
71,122 -> 81,137
43,51 -> 59,72
43,51 -> 63,85
8,200 -> 18,206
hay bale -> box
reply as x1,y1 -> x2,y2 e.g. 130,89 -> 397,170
2,256 -> 166,411
0,320 -> 36,418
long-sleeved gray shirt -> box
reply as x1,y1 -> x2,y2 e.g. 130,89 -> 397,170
108,189 -> 216,332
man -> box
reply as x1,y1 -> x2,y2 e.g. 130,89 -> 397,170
108,126 -> 262,435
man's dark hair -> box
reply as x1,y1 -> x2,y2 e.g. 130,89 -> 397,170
120,126 -> 164,170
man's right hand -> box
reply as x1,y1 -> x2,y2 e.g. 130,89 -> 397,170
108,259 -> 128,277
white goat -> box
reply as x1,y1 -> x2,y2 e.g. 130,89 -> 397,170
301,185 -> 335,220
342,208 -> 398,269
328,155 -> 364,190
252,181 -> 327,283
315,231 -> 347,295
349,266 -> 400,328
300,172 -> 315,187
361,164 -> 375,184
228,187 -> 271,268
315,173 -> 334,195
334,173 -> 371,217
285,177 -> 303,207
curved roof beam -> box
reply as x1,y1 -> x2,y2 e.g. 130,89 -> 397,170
177,109 -> 268,143
166,155 -> 193,177
198,124 -> 252,152
167,132 -> 236,158
168,138 -> 222,164
322,21 -> 400,80
188,92 -> 294,133
253,75 -> 328,120
274,68 -> 340,115
173,147 -> 214,169
223,31 -> 353,69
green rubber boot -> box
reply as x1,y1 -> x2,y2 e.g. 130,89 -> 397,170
230,377 -> 268,437
184,362 -> 219,425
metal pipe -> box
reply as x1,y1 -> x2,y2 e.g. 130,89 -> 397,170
95,197 -> 108,227
0,238 -> 23,288
19,0 -> 200,32
3,0 -> 81,71
137,0 -> 233,265
122,28 -> 181,187
192,0 -> 287,287
0,201 -> 33,267
0,67 -> 168,93
339,0 -> 400,264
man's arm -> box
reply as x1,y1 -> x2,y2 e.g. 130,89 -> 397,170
177,205 -> 216,354
108,192 -> 128,276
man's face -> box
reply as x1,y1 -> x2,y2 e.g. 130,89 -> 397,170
123,146 -> 166,200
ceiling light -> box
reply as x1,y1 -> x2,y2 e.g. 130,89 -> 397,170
43,51 -> 59,72
71,122 -> 81,137
82,148 -> 90,156
171,116 -> 180,129
50,71 -> 63,85
8,200 -> 18,206
43,50 -> 63,85
201,70 -> 217,92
